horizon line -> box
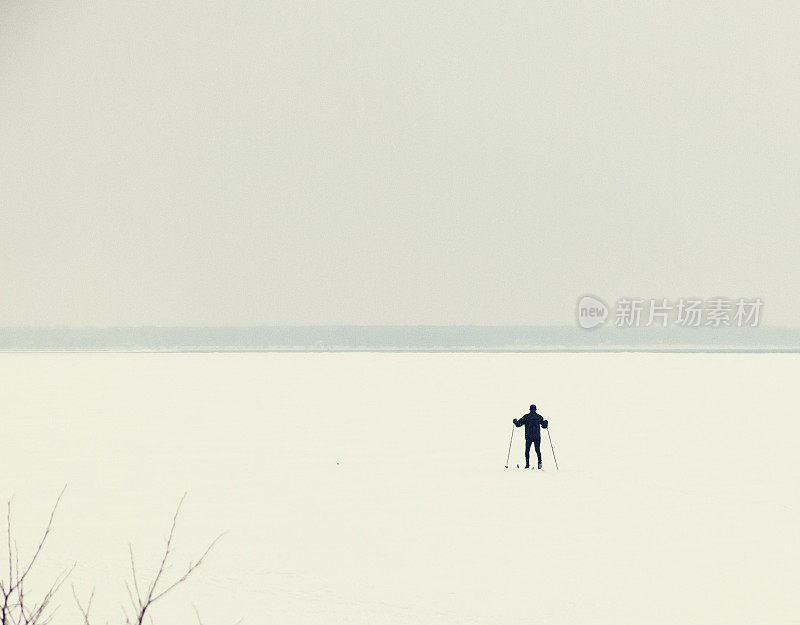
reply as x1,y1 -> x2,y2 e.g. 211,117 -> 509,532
0,325 -> 798,353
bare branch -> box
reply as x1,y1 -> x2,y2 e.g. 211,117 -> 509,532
23,564 -> 72,625
139,493 -> 186,617
128,545 -> 141,608
4,490 -> 234,625
150,533 -> 223,605
1,489 -> 70,625
125,494 -> 224,625
72,585 -> 94,625
7,498 -> 14,592
124,580 -> 139,617
13,486 -> 66,592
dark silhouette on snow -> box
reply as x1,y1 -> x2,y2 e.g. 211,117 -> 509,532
513,404 -> 549,469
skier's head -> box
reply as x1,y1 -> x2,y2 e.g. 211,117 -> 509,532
530,404 -> 537,413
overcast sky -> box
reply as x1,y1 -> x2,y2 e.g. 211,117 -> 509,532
1,2 -> 798,327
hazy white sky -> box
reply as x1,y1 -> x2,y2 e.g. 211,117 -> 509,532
1,2 -> 798,326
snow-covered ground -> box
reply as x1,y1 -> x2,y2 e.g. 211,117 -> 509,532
1,353 -> 798,624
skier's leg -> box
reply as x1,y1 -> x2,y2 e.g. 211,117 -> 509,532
533,437 -> 542,467
525,439 -> 532,468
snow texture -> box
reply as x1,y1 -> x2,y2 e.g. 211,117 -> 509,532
1,353 -> 798,624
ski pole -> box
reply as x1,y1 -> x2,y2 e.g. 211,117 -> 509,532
547,428 -> 559,470
504,424 -> 515,468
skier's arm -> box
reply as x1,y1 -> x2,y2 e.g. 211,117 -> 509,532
513,414 -> 529,427
540,417 -> 549,429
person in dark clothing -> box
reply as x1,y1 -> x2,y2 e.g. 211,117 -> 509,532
513,404 -> 549,469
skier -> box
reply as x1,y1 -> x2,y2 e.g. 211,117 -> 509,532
513,405 -> 549,469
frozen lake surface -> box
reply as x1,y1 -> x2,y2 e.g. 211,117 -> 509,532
2,353 -> 799,624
